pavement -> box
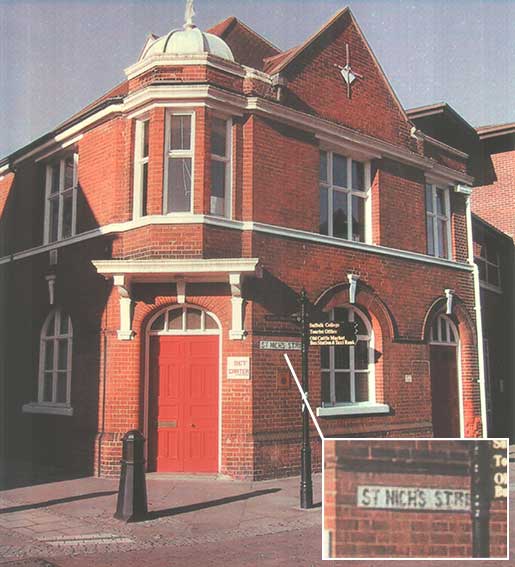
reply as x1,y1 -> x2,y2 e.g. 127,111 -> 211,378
0,448 -> 512,567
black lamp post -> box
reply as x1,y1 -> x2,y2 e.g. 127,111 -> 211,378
299,289 -> 314,509
470,440 -> 491,558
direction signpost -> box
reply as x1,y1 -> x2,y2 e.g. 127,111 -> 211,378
470,440 -> 491,558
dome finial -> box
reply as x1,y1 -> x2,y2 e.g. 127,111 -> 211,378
184,0 -> 196,30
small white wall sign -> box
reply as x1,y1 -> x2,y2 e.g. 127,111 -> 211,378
227,356 -> 251,380
259,340 -> 301,351
357,485 -> 470,512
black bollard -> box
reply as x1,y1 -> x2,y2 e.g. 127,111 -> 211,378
114,430 -> 148,522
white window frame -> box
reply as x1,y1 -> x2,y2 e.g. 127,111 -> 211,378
426,184 -> 452,259
133,118 -> 149,219
319,150 -> 372,243
43,154 -> 78,244
320,306 -> 376,407
148,305 -> 220,336
429,314 -> 458,346
163,110 -> 196,214
209,116 -> 233,219
23,309 -> 73,416
474,226 -> 501,292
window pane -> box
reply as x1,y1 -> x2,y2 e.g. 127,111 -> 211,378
334,372 -> 351,403
334,346 -> 350,370
151,313 -> 165,331
186,308 -> 202,329
354,312 -> 368,336
62,194 -> 73,238
170,115 -> 191,150
64,157 -> 74,189
334,308 -> 348,322
425,185 -> 433,212
352,161 -> 364,191
319,187 -> 328,235
488,263 -> 500,286
49,198 -> 59,242
320,346 -> 330,369
355,372 -> 369,402
486,244 -> 497,264
58,340 -> 68,370
142,121 -> 149,158
168,309 -> 182,330
211,118 -> 227,156
477,259 -> 487,282
436,188 -> 446,215
427,215 -> 435,256
321,371 -> 331,404
141,162 -> 148,216
319,151 -> 328,183
205,314 -> 218,330
43,373 -> 53,402
351,196 -> 365,242
440,317 -> 448,343
332,191 -> 348,239
333,154 -> 347,187
59,314 -> 69,335
431,320 -> 439,342
45,313 -> 56,337
44,340 -> 54,370
50,164 -> 60,194
437,218 -> 448,258
166,158 -> 192,213
211,160 -> 226,198
355,341 -> 369,370
56,373 -> 67,403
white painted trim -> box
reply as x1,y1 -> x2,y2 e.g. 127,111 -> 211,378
0,164 -> 11,175
22,403 -> 74,416
163,110 -> 196,214
466,194 -> 488,437
125,53 -> 246,81
7,83 -> 472,184
132,119 -> 149,219
34,135 -> 83,163
316,403 -> 390,417
143,304 -> 223,474
0,215 -> 474,272
92,257 -> 261,278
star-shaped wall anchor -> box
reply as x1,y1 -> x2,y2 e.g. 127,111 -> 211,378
334,44 -> 363,99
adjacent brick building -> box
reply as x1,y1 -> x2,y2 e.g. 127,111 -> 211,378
324,439 -> 508,558
0,6 -> 490,481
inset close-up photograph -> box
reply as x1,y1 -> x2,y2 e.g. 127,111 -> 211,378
324,438 -> 508,559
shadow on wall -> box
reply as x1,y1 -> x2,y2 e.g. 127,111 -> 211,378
0,162 -> 115,487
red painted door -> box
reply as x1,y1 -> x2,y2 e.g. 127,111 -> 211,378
430,346 -> 460,437
150,335 -> 219,473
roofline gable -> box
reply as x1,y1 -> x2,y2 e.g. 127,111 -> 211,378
268,7 -> 411,126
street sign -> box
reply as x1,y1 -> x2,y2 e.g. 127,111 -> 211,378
309,321 -> 358,346
357,485 -> 470,512
259,340 -> 301,351
491,439 -> 508,499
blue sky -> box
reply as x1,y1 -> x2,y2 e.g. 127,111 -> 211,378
1,0 -> 514,159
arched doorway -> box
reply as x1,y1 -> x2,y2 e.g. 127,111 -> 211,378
147,305 -> 221,473
429,314 -> 461,437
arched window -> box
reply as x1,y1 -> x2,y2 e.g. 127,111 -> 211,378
430,314 -> 458,345
321,306 -> 373,406
38,309 -> 73,405
149,306 -> 219,334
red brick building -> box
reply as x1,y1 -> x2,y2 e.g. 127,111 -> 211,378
0,6 -> 488,481
408,105 -> 514,440
324,439 -> 508,558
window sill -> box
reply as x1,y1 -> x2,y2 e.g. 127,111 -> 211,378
316,403 -> 390,417
22,403 -> 74,416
